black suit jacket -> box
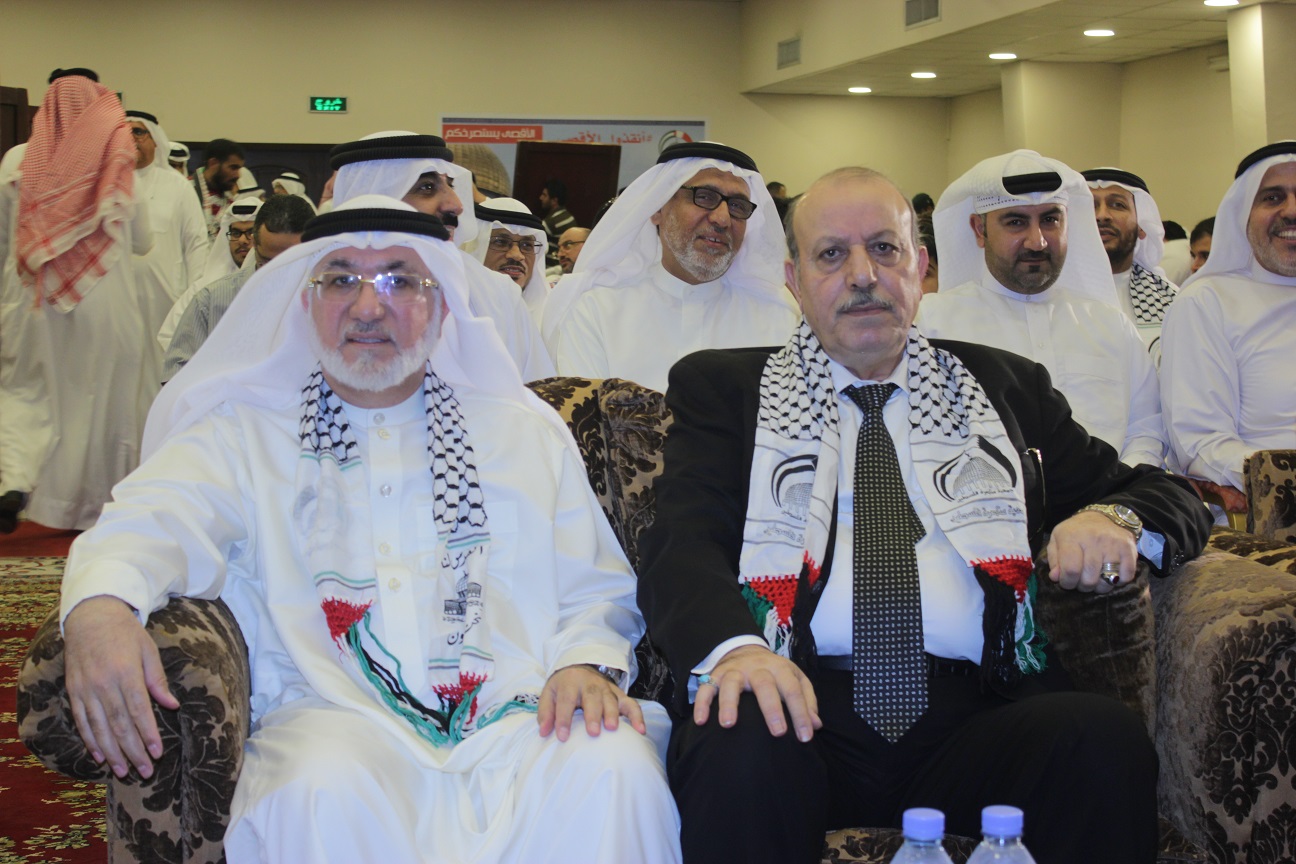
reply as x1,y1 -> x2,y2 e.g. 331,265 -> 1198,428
637,340 -> 1211,710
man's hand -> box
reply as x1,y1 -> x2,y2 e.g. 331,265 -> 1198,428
537,664 -> 645,742
1046,510 -> 1139,594
64,596 -> 179,779
694,644 -> 822,742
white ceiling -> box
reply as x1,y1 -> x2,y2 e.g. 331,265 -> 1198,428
751,0 -> 1293,97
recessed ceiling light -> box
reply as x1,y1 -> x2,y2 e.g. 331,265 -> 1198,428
848,86 -> 872,94
1084,29 -> 1116,37
989,53 -> 1017,60
1204,0 -> 1239,6
911,71 -> 937,79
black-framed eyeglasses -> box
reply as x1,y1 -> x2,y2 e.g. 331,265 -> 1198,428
487,235 -> 543,255
227,227 -> 255,241
558,239 -> 586,251
679,185 -> 757,220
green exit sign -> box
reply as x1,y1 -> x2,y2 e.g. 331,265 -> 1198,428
309,97 -> 348,113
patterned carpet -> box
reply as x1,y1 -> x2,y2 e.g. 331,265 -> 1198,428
0,554 -> 105,862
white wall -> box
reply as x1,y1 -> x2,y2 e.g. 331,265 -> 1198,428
947,89 -> 1005,182
1120,43 -> 1235,228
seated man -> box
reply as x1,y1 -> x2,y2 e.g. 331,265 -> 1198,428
61,197 -> 680,863
1161,142 -> 1296,494
464,198 -> 550,326
639,167 -> 1210,864
161,193 -> 313,381
542,141 -> 799,391
1082,167 -> 1180,360
918,150 -> 1166,468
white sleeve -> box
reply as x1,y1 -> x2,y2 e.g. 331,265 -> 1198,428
550,292 -> 612,381
1160,289 -> 1250,489
1116,315 -> 1168,468
542,432 -> 642,680
60,407 -> 253,627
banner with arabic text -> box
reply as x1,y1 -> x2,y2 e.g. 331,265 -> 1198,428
441,117 -> 707,191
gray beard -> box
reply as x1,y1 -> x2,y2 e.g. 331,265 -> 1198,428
306,309 -> 442,394
674,242 -> 736,283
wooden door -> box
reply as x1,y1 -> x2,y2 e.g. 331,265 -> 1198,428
513,141 -> 621,228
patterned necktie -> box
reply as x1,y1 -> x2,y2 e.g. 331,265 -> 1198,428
843,383 -> 927,743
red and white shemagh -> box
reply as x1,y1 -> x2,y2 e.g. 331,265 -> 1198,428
16,76 -> 136,311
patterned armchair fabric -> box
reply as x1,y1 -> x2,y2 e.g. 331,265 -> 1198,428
1245,450 -> 1296,543
19,377 -> 1296,864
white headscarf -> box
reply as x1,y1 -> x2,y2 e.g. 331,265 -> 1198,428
540,144 -> 788,344
168,141 -> 189,170
145,195 -> 537,456
1181,142 -> 1296,289
237,166 -> 265,201
332,130 -> 477,245
934,149 -> 1116,304
462,197 -> 549,322
125,111 -> 171,170
1083,168 -> 1166,275
199,196 -> 262,284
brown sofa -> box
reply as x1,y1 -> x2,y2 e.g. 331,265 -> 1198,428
20,378 -> 1296,863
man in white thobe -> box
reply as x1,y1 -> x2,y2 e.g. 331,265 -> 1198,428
1160,141 -> 1296,494
916,150 -> 1166,468
14,71 -> 155,531
125,110 -> 208,394
329,131 -> 554,382
463,198 -> 550,328
1081,167 -> 1179,362
59,197 -> 681,863
541,141 -> 799,392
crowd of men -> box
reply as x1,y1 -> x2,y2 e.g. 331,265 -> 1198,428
2,64 -> 1293,863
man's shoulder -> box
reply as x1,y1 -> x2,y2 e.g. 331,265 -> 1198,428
927,337 -> 1041,387
202,267 -> 255,300
671,346 -> 778,390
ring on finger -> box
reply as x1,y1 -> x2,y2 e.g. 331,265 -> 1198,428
698,673 -> 715,686
1100,561 -> 1120,586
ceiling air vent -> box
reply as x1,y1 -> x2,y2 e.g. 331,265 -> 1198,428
777,37 -> 802,69
905,0 -> 940,28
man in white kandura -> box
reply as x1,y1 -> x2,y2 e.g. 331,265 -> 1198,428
1081,167 -> 1179,361
916,150 -> 1166,468
542,141 -> 799,392
463,197 -> 551,327
1160,141 -> 1296,496
59,197 -> 681,863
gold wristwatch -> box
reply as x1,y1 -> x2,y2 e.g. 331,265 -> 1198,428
1080,503 -> 1143,541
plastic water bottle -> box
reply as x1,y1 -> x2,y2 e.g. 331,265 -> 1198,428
965,805 -> 1038,863
889,808 -> 955,863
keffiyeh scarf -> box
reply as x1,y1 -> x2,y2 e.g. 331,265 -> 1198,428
1128,263 -> 1178,324
739,322 -> 1047,688
294,365 -> 536,746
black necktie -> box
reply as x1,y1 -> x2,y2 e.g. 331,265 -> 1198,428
844,383 -> 927,742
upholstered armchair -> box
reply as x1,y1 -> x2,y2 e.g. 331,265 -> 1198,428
19,378 -> 1296,864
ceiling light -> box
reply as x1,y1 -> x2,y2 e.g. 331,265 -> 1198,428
911,72 -> 937,79
1204,0 -> 1239,6
848,86 -> 872,94
1084,29 -> 1116,37
989,53 -> 1017,60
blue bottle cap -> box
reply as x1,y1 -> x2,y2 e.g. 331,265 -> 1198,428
902,807 -> 946,842
981,805 -> 1024,837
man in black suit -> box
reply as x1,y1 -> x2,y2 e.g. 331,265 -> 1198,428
638,167 -> 1211,864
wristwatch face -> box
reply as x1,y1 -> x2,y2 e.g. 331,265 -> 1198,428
1111,504 -> 1142,530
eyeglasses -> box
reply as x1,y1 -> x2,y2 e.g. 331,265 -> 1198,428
558,239 -> 586,251
679,185 -> 757,220
227,227 -> 255,241
487,235 -> 543,255
309,272 -> 439,306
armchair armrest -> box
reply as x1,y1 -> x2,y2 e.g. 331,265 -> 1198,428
1150,548 -> 1296,860
18,596 -> 250,864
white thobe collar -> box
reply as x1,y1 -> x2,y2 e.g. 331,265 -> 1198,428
978,271 -> 1056,304
649,260 -> 726,304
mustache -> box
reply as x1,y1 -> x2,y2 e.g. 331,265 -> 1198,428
836,288 -> 893,315
440,212 -> 459,228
